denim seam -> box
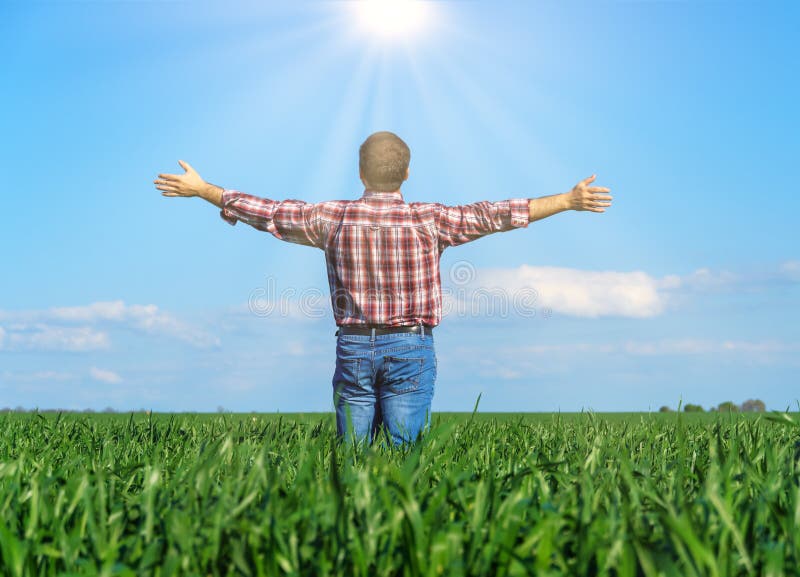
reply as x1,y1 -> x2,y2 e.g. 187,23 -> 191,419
380,346 -> 432,354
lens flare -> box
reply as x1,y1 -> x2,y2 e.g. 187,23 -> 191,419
350,0 -> 434,40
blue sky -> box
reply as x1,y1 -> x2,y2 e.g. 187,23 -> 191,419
1,0 -> 797,412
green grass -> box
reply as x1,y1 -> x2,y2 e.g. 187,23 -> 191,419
0,411 -> 798,576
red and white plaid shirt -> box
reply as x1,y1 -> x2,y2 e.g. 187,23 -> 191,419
220,189 -> 530,327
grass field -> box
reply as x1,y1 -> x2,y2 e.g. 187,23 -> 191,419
0,410 -> 798,576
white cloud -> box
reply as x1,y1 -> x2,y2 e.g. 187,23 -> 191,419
0,301 -> 219,349
242,296 -> 330,322
51,301 -> 219,347
0,324 -> 110,352
780,260 -> 800,282
657,261 -> 799,293
519,339 -> 800,357
461,265 -> 670,318
1,370 -> 77,383
674,268 -> 740,292
89,367 -> 122,384
225,261 -> 800,324
129,308 -> 220,348
286,340 -> 306,356
492,367 -> 523,380
441,261 -> 799,320
49,301 -> 136,322
523,343 -> 617,354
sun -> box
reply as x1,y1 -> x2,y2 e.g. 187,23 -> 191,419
350,0 -> 434,41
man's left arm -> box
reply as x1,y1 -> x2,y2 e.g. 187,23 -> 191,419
435,174 -> 612,249
527,174 -> 612,222
435,198 -> 531,249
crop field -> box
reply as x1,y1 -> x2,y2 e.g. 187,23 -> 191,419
0,411 -> 799,576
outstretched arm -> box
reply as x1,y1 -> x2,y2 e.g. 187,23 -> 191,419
528,174 -> 612,222
436,198 -> 531,250
436,174 -> 613,250
154,159 -> 224,206
154,160 -> 324,248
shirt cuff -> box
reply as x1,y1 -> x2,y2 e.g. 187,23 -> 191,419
219,189 -> 240,225
508,198 -> 530,228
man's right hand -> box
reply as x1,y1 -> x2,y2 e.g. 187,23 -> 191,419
566,174 -> 613,213
154,160 -> 223,207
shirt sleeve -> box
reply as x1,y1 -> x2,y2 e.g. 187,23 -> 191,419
435,198 -> 530,250
219,189 -> 325,249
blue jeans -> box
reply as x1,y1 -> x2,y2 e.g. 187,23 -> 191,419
332,329 -> 436,446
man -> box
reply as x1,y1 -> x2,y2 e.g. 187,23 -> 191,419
155,131 -> 612,445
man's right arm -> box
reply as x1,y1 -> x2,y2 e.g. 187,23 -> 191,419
219,190 -> 329,248
154,160 -> 325,248
198,182 -> 224,208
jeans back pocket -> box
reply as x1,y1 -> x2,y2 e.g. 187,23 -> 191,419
383,355 -> 425,394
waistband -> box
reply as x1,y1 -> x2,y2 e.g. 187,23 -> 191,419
335,324 -> 434,337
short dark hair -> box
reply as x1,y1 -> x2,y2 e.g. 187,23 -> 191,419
359,131 -> 410,191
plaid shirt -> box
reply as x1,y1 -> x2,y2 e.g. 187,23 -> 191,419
220,189 -> 530,327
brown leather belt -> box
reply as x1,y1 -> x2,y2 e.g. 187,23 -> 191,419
335,324 -> 434,336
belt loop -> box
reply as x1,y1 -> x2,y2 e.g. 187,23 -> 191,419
420,323 -> 425,337
370,327 -> 376,342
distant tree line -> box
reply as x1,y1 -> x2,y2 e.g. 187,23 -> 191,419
0,407 -> 148,414
658,399 -> 767,413
1,401 -> 771,414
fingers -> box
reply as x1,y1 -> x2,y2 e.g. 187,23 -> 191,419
154,181 -> 179,192
155,163 -> 192,197
580,182 -> 612,211
582,174 -> 597,185
154,181 -> 188,198
582,183 -> 612,211
156,158 -> 193,181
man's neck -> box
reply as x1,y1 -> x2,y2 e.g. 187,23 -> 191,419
362,188 -> 403,200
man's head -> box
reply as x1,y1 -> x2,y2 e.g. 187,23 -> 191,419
359,131 -> 410,192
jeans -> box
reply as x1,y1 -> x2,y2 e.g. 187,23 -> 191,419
332,329 -> 436,446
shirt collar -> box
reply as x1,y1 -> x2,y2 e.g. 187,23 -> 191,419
361,188 -> 404,201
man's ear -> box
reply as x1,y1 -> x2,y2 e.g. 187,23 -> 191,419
404,167 -> 409,181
